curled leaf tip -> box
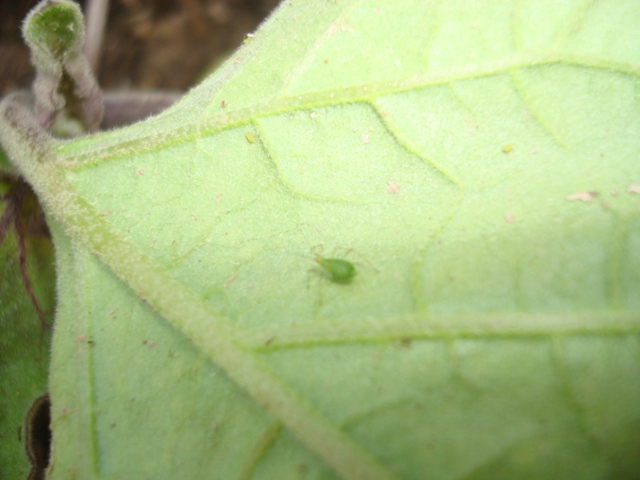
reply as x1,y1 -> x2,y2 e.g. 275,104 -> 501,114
23,0 -> 84,61
22,0 -> 103,135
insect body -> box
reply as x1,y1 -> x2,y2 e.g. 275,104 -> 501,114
314,255 -> 356,285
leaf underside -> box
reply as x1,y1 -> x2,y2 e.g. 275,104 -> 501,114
2,0 -> 640,479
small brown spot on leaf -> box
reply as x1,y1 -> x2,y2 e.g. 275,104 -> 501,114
566,191 -> 597,202
361,133 -> 370,144
504,214 -> 516,223
396,337 -> 413,348
224,272 -> 239,289
627,183 -> 640,195
386,180 -> 399,194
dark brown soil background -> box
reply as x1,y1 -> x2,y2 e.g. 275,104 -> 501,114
0,0 -> 280,96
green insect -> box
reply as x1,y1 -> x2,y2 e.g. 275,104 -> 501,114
305,245 -> 360,285
313,255 -> 356,285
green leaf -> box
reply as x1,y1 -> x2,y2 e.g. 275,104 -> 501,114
0,146 -> 13,174
0,181 -> 54,477
2,0 -> 640,478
